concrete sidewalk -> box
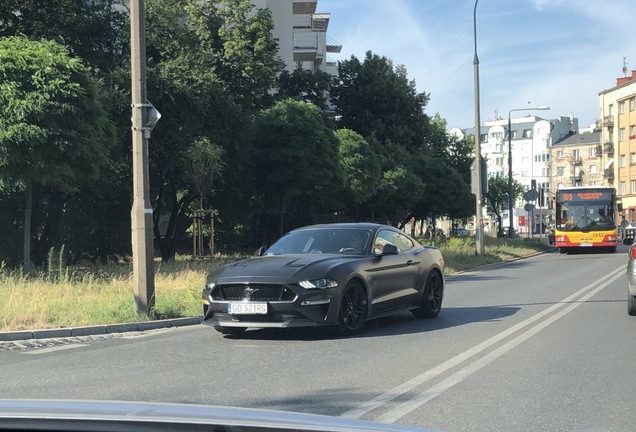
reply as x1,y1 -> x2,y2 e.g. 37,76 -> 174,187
0,316 -> 202,342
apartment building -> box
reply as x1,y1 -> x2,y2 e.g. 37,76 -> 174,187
599,69 -> 636,223
550,131 -> 604,189
251,0 -> 341,75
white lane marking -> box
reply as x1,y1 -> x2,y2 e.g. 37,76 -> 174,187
22,344 -> 88,355
342,265 -> 625,420
375,267 -> 624,424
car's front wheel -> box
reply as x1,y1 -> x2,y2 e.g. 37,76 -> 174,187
628,288 -> 636,316
412,270 -> 443,319
214,326 -> 246,336
337,280 -> 367,335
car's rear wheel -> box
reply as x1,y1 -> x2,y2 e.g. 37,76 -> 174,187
628,289 -> 636,316
337,280 -> 367,335
412,270 -> 443,319
214,326 -> 246,335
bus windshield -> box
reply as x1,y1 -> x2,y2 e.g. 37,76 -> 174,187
556,200 -> 615,231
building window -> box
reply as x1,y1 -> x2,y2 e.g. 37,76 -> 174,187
557,150 -> 564,159
590,164 -> 597,174
630,125 -> 635,139
631,97 -> 636,111
631,153 -> 636,165
480,133 -> 487,142
609,104 -> 614,115
589,147 -> 597,157
557,166 -> 564,176
590,181 -> 596,186
620,128 -> 625,141
632,180 -> 636,194
572,149 -> 580,159
621,181 -> 626,195
620,154 -> 626,167
523,129 -> 532,138
619,101 -> 625,114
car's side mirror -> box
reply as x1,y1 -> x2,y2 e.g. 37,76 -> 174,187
255,246 -> 267,256
381,244 -> 399,255
623,238 -> 634,245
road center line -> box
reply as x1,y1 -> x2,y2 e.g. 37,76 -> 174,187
341,265 -> 625,420
376,267 -> 624,423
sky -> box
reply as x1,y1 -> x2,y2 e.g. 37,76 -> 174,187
317,0 -> 636,131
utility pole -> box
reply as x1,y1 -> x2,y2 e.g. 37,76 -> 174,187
130,0 -> 155,314
473,0 -> 484,255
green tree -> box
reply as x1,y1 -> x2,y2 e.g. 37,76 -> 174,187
277,63 -> 333,110
188,0 -> 285,111
0,0 -> 128,75
0,36 -> 113,271
484,176 -> 524,236
334,129 -> 381,219
252,100 -> 343,237
331,51 -> 431,155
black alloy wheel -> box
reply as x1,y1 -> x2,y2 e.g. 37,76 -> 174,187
214,326 -> 247,335
337,281 -> 368,335
412,270 -> 443,319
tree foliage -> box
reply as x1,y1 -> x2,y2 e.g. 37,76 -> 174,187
0,36 -> 113,269
252,99 -> 343,238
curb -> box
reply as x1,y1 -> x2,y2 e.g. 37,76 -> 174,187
0,316 -> 203,342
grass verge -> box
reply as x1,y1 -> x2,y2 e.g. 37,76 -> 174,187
0,238 -> 553,332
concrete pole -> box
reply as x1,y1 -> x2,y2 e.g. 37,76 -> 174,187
130,0 -> 155,315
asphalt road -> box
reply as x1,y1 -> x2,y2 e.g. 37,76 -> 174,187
1,246 -> 634,432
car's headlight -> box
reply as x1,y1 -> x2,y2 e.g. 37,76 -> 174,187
298,279 -> 339,289
205,281 -> 216,290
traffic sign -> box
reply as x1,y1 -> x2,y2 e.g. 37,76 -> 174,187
524,203 -> 535,212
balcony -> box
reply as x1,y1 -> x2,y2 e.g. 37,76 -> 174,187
602,115 -> 614,127
571,157 -> 583,165
604,168 -> 615,180
604,141 -> 614,153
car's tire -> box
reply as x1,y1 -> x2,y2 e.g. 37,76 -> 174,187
628,289 -> 636,316
412,270 -> 443,319
213,326 -> 246,335
337,280 -> 368,336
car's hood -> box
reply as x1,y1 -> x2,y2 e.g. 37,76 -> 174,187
210,254 -> 353,283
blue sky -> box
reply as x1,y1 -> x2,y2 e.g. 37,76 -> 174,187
318,0 -> 636,130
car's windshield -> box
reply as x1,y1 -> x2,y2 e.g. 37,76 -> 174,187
265,228 -> 372,255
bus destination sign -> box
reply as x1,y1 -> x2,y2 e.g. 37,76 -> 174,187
557,190 -> 613,202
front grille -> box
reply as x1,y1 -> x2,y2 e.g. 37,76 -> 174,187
212,284 -> 296,302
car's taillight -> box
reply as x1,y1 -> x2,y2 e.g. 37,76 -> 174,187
630,245 -> 636,260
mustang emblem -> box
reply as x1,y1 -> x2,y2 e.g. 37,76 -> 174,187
243,286 -> 259,299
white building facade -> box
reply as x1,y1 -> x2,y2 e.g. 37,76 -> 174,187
251,0 -> 341,75
450,115 -> 578,234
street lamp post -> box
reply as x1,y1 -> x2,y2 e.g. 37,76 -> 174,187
473,0 -> 484,255
508,106 -> 550,237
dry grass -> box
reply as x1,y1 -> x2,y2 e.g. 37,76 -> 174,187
0,239 -> 552,332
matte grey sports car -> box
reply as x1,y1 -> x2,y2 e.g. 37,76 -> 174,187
202,223 -> 445,336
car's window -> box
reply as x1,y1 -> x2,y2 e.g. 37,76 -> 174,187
374,230 -> 413,253
265,228 -> 372,255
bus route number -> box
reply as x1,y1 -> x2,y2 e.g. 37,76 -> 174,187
562,193 -> 573,201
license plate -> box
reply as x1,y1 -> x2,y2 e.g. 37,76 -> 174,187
228,303 -> 268,315
580,242 -> 593,247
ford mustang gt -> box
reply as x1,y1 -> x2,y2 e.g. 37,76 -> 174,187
202,223 -> 445,336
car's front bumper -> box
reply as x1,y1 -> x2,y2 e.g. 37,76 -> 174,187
201,285 -> 340,329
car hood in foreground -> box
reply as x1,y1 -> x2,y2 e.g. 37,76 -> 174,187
209,254 -> 359,282
0,399 -> 442,432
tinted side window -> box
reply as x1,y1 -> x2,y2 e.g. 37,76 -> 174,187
374,230 -> 413,253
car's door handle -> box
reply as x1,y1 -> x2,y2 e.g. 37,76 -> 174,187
406,260 -> 416,266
